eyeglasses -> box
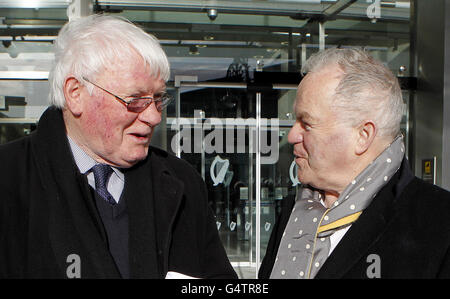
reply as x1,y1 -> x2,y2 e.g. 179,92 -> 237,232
82,77 -> 173,113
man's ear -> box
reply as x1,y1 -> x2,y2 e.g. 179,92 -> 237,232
355,121 -> 377,155
63,76 -> 84,116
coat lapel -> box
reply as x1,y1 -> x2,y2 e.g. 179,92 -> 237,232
124,158 -> 159,278
316,160 -> 414,278
315,187 -> 395,278
148,149 -> 185,277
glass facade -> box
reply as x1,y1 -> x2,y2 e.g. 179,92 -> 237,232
0,0 -> 412,278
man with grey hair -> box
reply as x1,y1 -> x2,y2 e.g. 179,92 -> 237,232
259,47 -> 450,279
0,14 -> 236,279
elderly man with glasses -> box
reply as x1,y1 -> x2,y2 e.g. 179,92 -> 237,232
0,14 -> 237,279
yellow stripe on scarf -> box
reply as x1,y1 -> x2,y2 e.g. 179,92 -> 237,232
317,211 -> 362,234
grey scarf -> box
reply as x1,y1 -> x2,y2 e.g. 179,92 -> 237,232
270,135 -> 405,278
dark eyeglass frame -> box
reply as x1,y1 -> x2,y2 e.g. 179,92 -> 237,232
82,77 -> 172,113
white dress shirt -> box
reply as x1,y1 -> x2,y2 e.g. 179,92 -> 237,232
67,135 -> 125,204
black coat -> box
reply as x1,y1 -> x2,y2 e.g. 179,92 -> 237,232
259,159 -> 450,278
0,107 -> 237,279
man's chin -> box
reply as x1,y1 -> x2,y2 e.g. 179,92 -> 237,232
118,150 -> 149,168
297,173 -> 314,188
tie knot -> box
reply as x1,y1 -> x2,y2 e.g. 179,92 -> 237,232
91,164 -> 113,189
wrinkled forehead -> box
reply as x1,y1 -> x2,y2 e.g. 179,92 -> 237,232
93,60 -> 166,96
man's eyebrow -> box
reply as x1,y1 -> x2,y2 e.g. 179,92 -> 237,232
297,111 -> 314,122
128,87 -> 166,97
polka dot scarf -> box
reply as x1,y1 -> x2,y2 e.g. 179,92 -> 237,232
270,135 -> 405,279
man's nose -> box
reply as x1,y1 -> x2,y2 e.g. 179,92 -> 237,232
287,122 -> 303,144
138,102 -> 162,127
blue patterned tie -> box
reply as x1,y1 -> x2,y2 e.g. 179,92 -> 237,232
91,164 -> 116,205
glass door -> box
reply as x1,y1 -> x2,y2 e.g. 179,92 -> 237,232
162,78 -> 299,278
167,81 -> 256,277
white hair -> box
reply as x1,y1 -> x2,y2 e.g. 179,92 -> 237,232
302,47 -> 404,139
49,14 -> 170,108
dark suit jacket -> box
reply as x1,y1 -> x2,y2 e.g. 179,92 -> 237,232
0,106 -> 237,279
259,159 -> 450,278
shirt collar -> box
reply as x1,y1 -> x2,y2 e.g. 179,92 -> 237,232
67,135 -> 124,182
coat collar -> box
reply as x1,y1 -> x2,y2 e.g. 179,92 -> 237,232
32,107 -> 120,278
315,159 -> 415,278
